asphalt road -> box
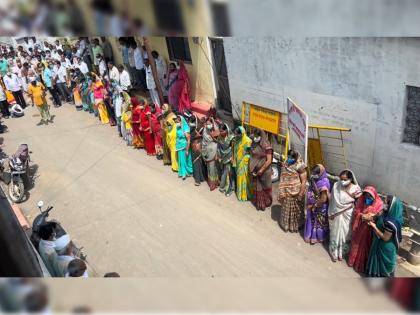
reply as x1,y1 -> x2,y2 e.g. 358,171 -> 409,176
0,102 -> 412,278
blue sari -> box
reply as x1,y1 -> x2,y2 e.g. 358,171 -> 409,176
176,117 -> 193,178
366,197 -> 404,277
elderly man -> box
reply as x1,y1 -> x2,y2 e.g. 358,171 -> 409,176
38,223 -> 58,277
54,234 -> 75,277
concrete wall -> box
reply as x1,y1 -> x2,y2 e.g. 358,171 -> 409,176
223,37 -> 420,205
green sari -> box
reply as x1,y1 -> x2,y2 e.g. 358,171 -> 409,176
366,197 -> 404,277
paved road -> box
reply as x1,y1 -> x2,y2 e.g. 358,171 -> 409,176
0,103 -> 411,277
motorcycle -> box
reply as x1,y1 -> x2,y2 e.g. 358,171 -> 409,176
30,200 -> 87,261
271,151 -> 284,183
0,144 -> 31,203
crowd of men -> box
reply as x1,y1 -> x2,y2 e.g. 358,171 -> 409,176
0,36 -> 168,126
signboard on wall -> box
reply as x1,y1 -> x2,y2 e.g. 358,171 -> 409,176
287,98 -> 309,164
242,102 -> 281,135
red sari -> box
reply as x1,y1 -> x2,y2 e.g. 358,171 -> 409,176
131,98 -> 144,149
177,62 -> 192,114
348,186 -> 383,273
141,105 -> 155,155
150,112 -> 163,155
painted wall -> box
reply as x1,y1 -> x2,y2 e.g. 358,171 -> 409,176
224,37 -> 420,205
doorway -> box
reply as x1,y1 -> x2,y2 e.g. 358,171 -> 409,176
210,38 -> 232,114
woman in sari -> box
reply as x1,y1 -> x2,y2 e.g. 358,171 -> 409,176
278,149 -> 307,230
249,129 -> 273,211
217,123 -> 235,196
81,75 -> 93,113
366,195 -> 403,277
177,62 -> 192,114
201,117 -> 220,191
150,104 -> 163,160
174,115 -> 193,180
328,170 -> 362,262
304,164 -> 330,244
92,75 -> 109,124
348,186 -> 383,273
189,115 -> 207,186
161,104 -> 177,168
165,63 -> 182,112
140,100 -> 155,156
130,97 -> 144,149
233,126 -> 252,201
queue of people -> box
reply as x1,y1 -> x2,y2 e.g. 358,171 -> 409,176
0,37 -> 404,278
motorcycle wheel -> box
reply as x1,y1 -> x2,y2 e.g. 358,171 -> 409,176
8,179 -> 25,203
271,163 -> 280,183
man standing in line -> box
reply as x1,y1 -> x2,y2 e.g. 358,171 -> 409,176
54,234 -> 75,277
42,63 -> 61,107
133,42 -> 146,90
107,61 -> 120,84
3,71 -> 27,109
92,38 -> 104,74
27,77 -> 51,125
118,64 -> 131,92
54,61 -> 72,103
144,59 -> 160,106
101,37 -> 114,63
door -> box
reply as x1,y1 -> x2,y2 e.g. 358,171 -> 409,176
210,38 -> 232,114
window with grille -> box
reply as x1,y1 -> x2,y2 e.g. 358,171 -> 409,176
166,37 -> 192,64
403,85 -> 420,145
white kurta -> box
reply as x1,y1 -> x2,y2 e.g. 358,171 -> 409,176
55,255 -> 75,277
38,240 -> 58,277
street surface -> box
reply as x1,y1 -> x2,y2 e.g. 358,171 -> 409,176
0,103 -> 413,277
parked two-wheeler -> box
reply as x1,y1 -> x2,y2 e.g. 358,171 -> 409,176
271,151 -> 284,183
30,200 -> 87,261
0,144 -> 31,203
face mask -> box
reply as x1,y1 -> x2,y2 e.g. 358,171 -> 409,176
253,136 -> 261,143
311,174 -> 320,180
206,124 -> 212,130
365,197 -> 374,206
287,158 -> 295,165
341,180 -> 351,187
176,122 -> 181,128
189,123 -> 196,127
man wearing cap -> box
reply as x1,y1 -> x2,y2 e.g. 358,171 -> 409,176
27,77 -> 51,125
54,234 -> 75,277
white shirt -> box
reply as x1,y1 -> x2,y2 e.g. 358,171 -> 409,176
128,48 -> 135,68
61,58 -> 71,69
3,74 -> 22,92
99,59 -> 107,78
0,86 -> 6,101
134,47 -> 144,70
56,66 -> 67,83
155,55 -> 167,79
145,65 -> 156,89
55,255 -> 75,277
109,66 -> 119,83
38,239 -> 58,277
119,70 -> 131,91
77,61 -> 89,75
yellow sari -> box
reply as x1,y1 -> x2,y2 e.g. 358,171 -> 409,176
165,113 -> 178,172
234,126 -> 252,201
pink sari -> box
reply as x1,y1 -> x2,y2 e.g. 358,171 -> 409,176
177,62 -> 192,113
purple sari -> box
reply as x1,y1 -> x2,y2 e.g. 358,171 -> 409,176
304,165 -> 330,243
